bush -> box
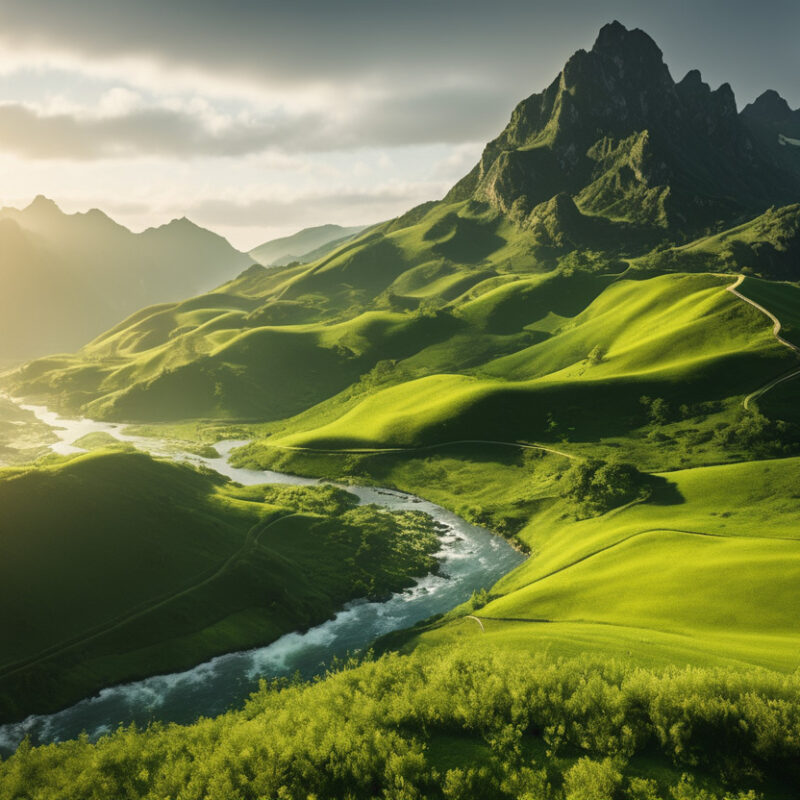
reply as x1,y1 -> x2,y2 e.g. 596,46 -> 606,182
2,649 -> 795,800
563,757 -> 623,800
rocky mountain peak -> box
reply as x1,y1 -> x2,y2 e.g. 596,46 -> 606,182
447,22 -> 800,234
742,90 -> 794,122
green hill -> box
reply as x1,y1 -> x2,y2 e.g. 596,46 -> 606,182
0,450 -> 439,720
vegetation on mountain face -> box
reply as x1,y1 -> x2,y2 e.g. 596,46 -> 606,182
3,648 -> 798,800
0,450 -> 440,721
635,205 -> 800,279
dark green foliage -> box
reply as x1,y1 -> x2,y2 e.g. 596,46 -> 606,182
561,459 -> 647,514
714,409 -> 800,457
0,452 -> 441,721
2,648 -> 796,800
641,396 -> 673,426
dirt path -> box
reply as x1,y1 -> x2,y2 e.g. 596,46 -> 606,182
265,439 -> 579,461
725,274 -> 800,409
0,513 -> 296,681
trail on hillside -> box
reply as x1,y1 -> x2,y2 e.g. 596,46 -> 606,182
725,275 -> 800,409
498,524 -> 800,599
0,513 -> 295,681
267,439 -> 578,460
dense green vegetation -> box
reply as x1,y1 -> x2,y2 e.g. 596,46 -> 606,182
0,450 -> 440,721
3,648 -> 798,800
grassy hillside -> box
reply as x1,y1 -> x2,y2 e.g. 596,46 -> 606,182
0,450 -> 440,721
251,273 -> 792,449
636,205 -> 800,279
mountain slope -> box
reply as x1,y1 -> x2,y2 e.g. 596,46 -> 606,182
0,197 -> 251,362
249,223 -> 367,267
447,21 -> 800,232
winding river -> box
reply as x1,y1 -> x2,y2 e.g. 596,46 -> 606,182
0,403 -> 524,755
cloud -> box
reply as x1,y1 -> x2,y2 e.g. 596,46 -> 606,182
0,82 -> 511,160
187,184 -> 446,228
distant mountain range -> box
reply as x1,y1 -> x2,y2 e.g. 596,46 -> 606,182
0,197 -> 251,362
249,224 -> 367,267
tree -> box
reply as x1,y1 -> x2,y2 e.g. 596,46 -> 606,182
588,345 -> 605,365
562,459 -> 646,514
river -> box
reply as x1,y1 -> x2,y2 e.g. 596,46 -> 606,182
0,402 -> 525,755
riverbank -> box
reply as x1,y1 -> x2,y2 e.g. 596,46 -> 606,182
0,401 -> 524,754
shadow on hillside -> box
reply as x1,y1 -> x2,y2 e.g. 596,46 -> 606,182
647,475 -> 685,506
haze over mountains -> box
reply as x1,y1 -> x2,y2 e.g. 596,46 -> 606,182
0,197 -> 250,362
249,224 -> 367,268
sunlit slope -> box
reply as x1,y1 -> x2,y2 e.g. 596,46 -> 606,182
278,274 -> 792,447
0,450 -> 439,719
5,196 -> 797,429
411,457 -> 800,671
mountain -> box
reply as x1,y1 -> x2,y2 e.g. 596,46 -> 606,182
7,22 -> 800,422
5,23 -> 800,797
448,21 -> 800,235
0,197 -> 250,362
249,223 -> 367,267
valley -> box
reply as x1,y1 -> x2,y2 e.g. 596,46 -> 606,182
2,18 -> 800,800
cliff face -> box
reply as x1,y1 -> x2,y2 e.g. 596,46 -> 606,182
448,21 -> 800,233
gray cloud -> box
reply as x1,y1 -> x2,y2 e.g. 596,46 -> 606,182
0,82 -> 512,159
0,0 -> 797,109
0,0 -> 796,164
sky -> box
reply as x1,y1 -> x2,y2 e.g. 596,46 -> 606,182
0,0 -> 797,251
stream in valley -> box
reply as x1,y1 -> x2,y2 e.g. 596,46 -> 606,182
0,402 -> 525,755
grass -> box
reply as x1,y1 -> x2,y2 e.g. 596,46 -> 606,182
735,276 -> 800,347
0,450 -> 440,721
258,273 -> 791,449
397,457 -> 800,672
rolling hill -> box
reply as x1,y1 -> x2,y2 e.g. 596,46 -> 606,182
0,449 -> 439,720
